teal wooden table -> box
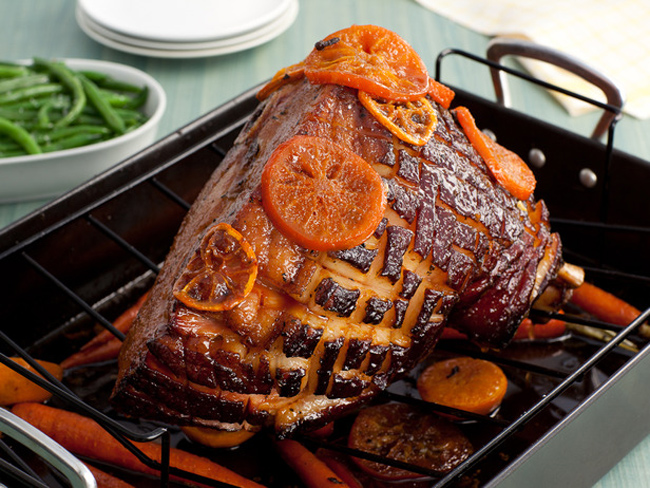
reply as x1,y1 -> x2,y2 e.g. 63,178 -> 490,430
1,1 -> 648,486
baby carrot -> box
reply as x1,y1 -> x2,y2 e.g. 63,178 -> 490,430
61,292 -> 147,369
83,463 -> 135,488
571,282 -> 644,327
11,403 -> 265,488
316,449 -> 363,488
0,357 -> 63,406
275,439 -> 351,488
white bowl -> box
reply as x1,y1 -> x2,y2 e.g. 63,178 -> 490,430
0,58 -> 166,203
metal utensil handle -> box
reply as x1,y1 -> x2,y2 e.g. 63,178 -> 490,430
486,37 -> 625,140
0,407 -> 97,488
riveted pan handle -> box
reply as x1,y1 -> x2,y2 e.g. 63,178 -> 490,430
0,407 -> 97,488
486,37 -> 625,140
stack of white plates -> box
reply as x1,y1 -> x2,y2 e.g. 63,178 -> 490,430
76,0 -> 299,58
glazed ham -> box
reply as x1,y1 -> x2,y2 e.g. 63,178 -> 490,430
112,29 -> 568,437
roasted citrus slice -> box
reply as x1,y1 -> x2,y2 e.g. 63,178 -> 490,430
182,426 -> 256,448
417,356 -> 508,417
261,135 -> 386,251
173,223 -> 257,312
304,25 -> 429,102
359,91 -> 437,146
256,61 -> 306,101
427,77 -> 455,109
454,106 -> 536,200
348,402 -> 473,480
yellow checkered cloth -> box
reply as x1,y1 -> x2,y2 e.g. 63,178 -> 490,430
415,0 -> 650,119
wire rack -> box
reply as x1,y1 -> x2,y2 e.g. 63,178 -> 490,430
0,50 -> 649,488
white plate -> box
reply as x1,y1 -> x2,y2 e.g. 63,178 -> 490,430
0,59 -> 166,203
76,0 -> 298,58
77,0 -> 296,52
77,0 -> 292,44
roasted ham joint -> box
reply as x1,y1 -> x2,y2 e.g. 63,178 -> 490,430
111,25 -> 581,438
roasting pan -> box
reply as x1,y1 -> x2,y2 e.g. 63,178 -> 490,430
0,40 -> 649,488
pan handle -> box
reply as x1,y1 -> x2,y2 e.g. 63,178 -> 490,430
486,37 -> 625,140
0,407 -> 97,488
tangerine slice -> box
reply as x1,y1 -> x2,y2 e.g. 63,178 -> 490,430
417,356 -> 508,417
304,25 -> 429,102
261,135 -> 386,251
256,61 -> 306,101
454,106 -> 536,200
182,426 -> 256,448
358,91 -> 437,146
173,223 -> 257,312
348,402 -> 474,479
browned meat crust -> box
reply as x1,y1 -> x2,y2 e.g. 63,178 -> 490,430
111,78 -> 562,437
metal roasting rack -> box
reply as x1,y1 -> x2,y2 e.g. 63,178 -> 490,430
0,40 -> 649,487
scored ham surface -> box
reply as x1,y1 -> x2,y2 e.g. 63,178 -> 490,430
112,74 -> 566,436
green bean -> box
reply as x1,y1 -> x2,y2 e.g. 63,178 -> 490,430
36,97 -> 70,129
1,94 -> 70,111
97,88 -> 133,108
41,132 -> 105,152
32,58 -> 86,127
0,73 -> 50,93
121,86 -> 148,110
114,107 -> 146,126
35,125 -> 111,144
94,86 -> 148,110
0,58 -> 150,159
0,116 -> 41,154
79,74 -> 125,134
0,83 -> 64,105
0,108 -> 40,122
0,136 -> 21,151
0,149 -> 28,158
0,63 -> 30,78
80,70 -> 143,93
72,113 -> 105,126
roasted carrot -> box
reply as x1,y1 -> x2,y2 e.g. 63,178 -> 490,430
306,421 -> 335,439
275,439 -> 351,488
83,463 -> 135,488
570,282 -> 648,334
61,293 -> 147,369
513,317 -> 567,340
0,357 -> 63,406
417,357 -> 508,416
11,403 -> 265,488
316,449 -> 363,488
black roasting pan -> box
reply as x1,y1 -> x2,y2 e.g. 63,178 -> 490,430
0,48 -> 649,488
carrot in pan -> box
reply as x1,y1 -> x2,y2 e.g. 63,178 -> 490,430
275,439 -> 351,488
0,357 -> 63,406
316,449 -> 363,488
512,317 -> 567,341
83,463 -> 135,488
11,403 -> 265,488
570,281 -> 649,336
61,292 -> 148,369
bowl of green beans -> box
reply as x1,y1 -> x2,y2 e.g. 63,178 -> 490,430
0,58 -> 166,202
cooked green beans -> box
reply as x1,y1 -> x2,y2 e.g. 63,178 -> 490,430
0,57 -> 150,158
78,74 -> 125,134
0,116 -> 42,154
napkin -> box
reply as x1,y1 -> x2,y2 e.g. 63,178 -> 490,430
415,0 -> 650,119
